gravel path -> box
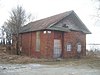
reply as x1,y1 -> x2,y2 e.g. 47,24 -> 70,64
0,64 -> 100,75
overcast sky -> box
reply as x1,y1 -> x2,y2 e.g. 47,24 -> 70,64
0,0 -> 100,44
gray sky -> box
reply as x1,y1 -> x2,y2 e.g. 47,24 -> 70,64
0,0 -> 100,44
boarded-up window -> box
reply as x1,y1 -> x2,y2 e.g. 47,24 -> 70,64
36,31 -> 40,51
77,42 -> 81,53
66,43 -> 72,51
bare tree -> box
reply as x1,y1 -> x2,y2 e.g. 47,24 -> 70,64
92,0 -> 100,19
2,22 -> 12,45
0,27 -> 5,45
3,5 -> 33,55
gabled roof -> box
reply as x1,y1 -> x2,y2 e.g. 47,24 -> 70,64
20,10 -> 91,34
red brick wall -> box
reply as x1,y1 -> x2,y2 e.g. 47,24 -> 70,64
30,32 -> 40,58
40,31 -> 54,58
21,32 -> 31,56
63,31 -> 86,58
21,32 -> 41,58
20,30 -> 86,58
20,31 -> 54,58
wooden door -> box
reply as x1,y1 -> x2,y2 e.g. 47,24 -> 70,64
53,39 -> 62,58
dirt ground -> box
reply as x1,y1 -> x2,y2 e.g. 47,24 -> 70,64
0,63 -> 100,75
0,46 -> 100,75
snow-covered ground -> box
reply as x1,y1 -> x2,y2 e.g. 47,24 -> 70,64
0,64 -> 100,75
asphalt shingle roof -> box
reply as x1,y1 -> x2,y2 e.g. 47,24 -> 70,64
20,10 -> 91,34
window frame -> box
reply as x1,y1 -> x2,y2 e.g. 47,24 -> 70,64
66,42 -> 72,51
77,42 -> 81,53
36,31 -> 40,51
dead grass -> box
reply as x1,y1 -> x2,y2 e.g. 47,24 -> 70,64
0,46 -> 100,69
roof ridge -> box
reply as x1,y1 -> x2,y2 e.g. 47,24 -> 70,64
20,10 -> 91,34
25,10 -> 73,26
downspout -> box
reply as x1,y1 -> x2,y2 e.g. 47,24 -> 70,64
47,31 -> 50,58
30,32 -> 32,56
61,32 -> 64,58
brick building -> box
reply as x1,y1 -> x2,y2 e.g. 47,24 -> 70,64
18,10 -> 91,58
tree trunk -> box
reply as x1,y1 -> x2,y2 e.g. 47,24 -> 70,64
16,34 -> 19,55
16,40 -> 19,55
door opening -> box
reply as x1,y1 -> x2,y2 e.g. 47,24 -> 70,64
53,39 -> 62,58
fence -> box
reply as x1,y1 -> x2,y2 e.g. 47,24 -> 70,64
86,44 -> 100,51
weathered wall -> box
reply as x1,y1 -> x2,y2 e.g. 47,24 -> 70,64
20,31 -> 54,58
63,31 -> 86,58
20,30 -> 86,58
40,31 -> 54,58
51,14 -> 86,58
21,32 -> 41,58
21,32 -> 31,56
